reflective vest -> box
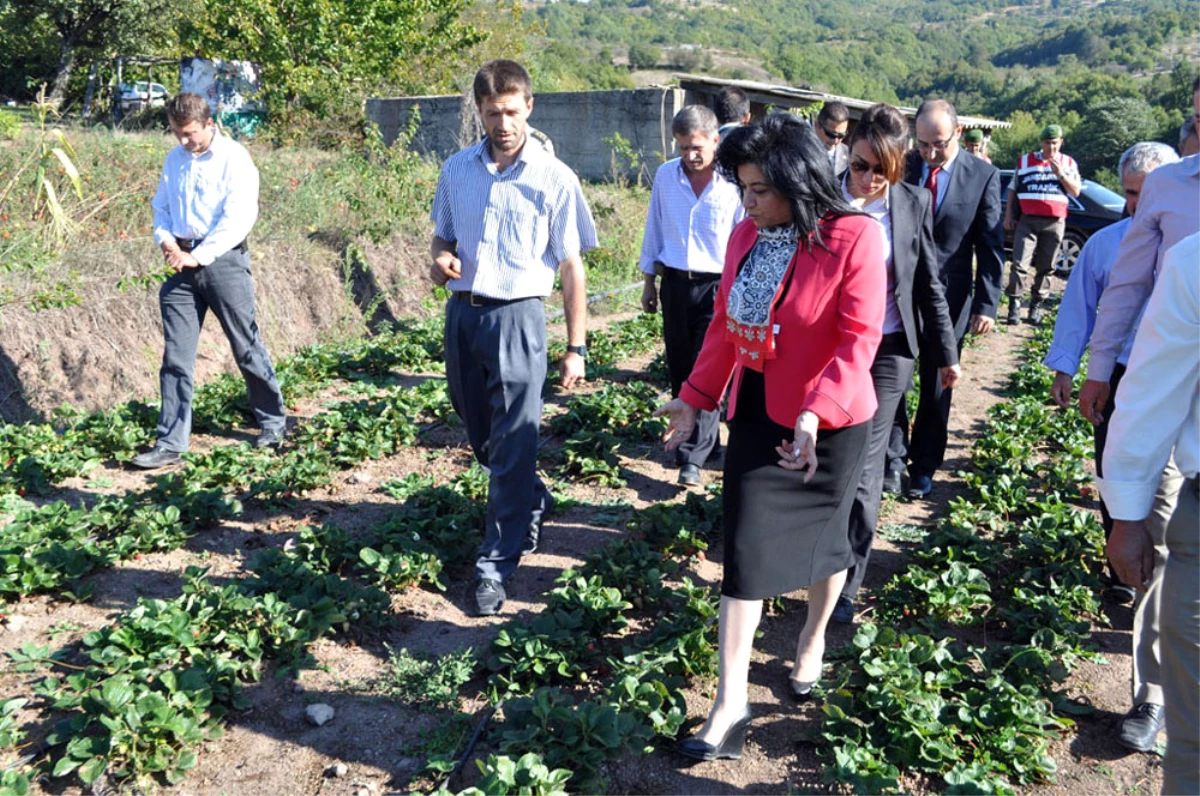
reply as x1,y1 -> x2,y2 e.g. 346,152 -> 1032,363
1015,151 -> 1077,219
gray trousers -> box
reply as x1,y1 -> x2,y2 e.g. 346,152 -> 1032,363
1162,477 -> 1199,796
843,334 -> 915,599
660,269 -> 721,467
444,296 -> 551,583
1006,214 -> 1065,302
156,248 -> 286,452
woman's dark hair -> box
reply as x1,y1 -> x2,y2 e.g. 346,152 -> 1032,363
847,103 -> 909,185
716,112 -> 858,248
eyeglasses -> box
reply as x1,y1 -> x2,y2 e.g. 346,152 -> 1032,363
849,159 -> 886,177
917,137 -> 954,152
821,126 -> 846,141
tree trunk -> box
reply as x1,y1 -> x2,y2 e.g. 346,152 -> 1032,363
82,61 -> 99,118
48,39 -> 76,107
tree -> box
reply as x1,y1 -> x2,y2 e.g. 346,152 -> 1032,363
10,0 -> 178,105
1070,96 -> 1160,177
626,42 -> 660,70
181,0 -> 485,117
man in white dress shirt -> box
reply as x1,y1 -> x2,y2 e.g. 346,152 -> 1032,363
639,105 -> 743,486
132,92 -> 286,469
1098,233 -> 1200,796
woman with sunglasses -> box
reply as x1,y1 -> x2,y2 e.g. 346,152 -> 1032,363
656,112 -> 886,761
832,103 -> 961,623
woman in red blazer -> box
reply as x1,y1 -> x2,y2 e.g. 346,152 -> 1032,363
658,113 -> 886,761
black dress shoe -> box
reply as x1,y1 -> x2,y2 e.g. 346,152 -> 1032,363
907,473 -> 933,499
1118,702 -> 1164,753
882,470 -> 903,495
255,426 -> 288,449
474,579 -> 506,616
788,678 -> 819,703
678,463 -> 702,486
130,446 -> 182,470
1006,299 -> 1022,326
830,594 -> 855,625
676,707 -> 752,761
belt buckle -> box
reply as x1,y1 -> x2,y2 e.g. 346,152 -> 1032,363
469,293 -> 485,308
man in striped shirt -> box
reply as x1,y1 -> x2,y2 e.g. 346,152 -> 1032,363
639,105 -> 744,486
430,60 -> 597,616
1003,123 -> 1082,326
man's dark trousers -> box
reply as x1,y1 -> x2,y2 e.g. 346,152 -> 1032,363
907,333 -> 967,478
660,268 -> 720,466
444,295 -> 551,584
156,248 -> 286,452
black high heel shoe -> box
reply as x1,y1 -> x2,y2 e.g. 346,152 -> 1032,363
788,678 -> 818,703
676,707 -> 753,761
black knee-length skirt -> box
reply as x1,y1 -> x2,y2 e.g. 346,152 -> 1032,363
721,370 -> 870,600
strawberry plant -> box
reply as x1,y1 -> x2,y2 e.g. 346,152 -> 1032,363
433,752 -> 572,796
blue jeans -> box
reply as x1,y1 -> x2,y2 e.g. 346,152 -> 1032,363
155,248 -> 286,452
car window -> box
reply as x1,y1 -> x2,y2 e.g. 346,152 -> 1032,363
1081,180 -> 1126,212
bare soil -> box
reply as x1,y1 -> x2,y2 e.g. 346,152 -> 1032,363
0,309 -> 1163,796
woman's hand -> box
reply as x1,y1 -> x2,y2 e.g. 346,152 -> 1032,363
777,410 -> 819,482
654,398 -> 699,452
939,364 -> 962,390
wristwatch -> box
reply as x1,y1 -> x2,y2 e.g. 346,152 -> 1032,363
567,344 -> 588,359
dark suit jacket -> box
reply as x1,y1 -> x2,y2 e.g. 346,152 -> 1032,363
904,149 -> 1004,339
888,181 -> 958,367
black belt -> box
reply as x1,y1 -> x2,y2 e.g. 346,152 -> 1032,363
662,267 -> 721,281
175,237 -> 249,254
451,291 -> 535,308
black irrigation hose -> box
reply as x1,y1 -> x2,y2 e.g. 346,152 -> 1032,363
432,700 -> 502,795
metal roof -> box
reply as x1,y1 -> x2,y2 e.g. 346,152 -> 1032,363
676,73 -> 1011,130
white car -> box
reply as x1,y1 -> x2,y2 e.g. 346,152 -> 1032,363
119,81 -> 168,112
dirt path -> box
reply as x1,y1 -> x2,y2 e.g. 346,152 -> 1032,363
0,312 -> 1161,796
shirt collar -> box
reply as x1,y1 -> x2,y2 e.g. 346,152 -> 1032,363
923,147 -> 958,177
477,134 -> 542,172
1183,154 -> 1200,178
186,130 -> 225,160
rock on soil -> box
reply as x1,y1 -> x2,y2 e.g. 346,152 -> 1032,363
305,703 -> 336,727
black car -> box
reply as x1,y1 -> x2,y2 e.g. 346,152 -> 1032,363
998,169 -> 1126,275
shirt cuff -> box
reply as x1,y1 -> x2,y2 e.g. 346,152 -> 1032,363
1096,476 -> 1158,521
1085,351 -> 1117,383
153,228 -> 174,247
1042,349 -> 1079,377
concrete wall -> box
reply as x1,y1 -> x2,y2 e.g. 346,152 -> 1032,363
366,87 -> 687,181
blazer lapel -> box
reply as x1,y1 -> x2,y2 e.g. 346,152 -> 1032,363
892,188 -> 917,285
934,156 -> 967,222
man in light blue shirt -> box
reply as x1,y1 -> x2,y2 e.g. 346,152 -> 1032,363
430,60 -> 597,616
639,105 -> 743,486
1044,140 -> 1181,754
132,92 -> 287,468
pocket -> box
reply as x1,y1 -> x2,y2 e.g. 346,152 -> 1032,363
502,209 -> 547,260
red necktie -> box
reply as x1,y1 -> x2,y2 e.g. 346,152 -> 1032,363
925,166 -> 941,213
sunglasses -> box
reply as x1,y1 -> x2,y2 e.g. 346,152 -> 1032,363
849,159 -> 886,177
821,126 -> 846,141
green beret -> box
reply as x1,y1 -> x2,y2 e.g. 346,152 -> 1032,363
1041,124 -> 1063,140
963,129 -> 985,143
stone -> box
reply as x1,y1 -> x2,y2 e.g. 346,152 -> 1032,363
4,615 -> 27,633
348,471 -> 372,485
305,703 -> 335,727
327,763 -> 348,778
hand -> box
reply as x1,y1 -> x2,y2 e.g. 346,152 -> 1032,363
969,314 -> 994,335
654,398 -> 698,452
1078,378 -> 1111,426
939,364 -> 962,390
1051,372 -> 1073,409
164,246 -> 199,272
1003,214 -> 1015,232
776,410 -> 819,481
1107,519 -> 1155,592
1048,157 -> 1063,176
431,251 -> 462,286
560,352 -> 585,389
641,281 -> 658,314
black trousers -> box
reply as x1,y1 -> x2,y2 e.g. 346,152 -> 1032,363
660,268 -> 721,467
843,334 -> 915,599
904,331 -> 966,477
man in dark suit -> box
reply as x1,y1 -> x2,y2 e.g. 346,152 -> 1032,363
895,99 -> 1004,498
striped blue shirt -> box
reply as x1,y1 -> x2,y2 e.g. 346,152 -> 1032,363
431,137 -> 597,300
638,158 -> 744,276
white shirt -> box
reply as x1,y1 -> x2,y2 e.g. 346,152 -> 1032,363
151,132 -> 259,266
842,179 -> 902,335
1097,232 -> 1200,520
920,147 -> 959,214
431,137 -> 597,300
638,159 -> 743,276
